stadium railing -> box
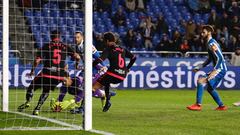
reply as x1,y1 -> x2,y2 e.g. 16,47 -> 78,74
0,50 -> 21,57
185,51 -> 233,58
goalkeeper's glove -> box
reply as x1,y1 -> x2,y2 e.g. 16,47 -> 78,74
50,98 -> 61,112
60,99 -> 75,110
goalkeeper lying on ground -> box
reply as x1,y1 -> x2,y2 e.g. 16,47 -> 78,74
50,72 -> 116,114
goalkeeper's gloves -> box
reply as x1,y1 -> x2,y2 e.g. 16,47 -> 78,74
50,98 -> 62,112
60,99 -> 75,110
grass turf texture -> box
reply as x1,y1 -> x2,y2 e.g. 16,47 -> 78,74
0,89 -> 240,135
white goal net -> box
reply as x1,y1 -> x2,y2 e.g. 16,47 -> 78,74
0,0 -> 99,132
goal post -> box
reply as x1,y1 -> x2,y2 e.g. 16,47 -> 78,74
2,0 -> 9,112
0,0 -> 113,133
84,0 -> 93,131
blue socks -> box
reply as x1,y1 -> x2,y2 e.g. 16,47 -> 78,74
196,82 -> 224,107
196,83 -> 204,104
207,88 -> 224,107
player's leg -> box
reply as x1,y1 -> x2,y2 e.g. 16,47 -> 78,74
18,76 -> 42,112
207,72 -> 227,110
206,85 -> 226,110
187,77 -> 207,111
33,88 -> 50,115
101,75 -> 124,112
58,85 -> 68,102
196,77 -> 207,105
102,83 -> 112,112
33,78 -> 59,115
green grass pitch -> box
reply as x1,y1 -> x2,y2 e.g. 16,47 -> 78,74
1,89 -> 240,135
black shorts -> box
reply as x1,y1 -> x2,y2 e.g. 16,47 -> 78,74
29,70 -> 66,91
97,71 -> 125,86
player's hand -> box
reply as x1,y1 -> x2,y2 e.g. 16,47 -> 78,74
60,99 -> 75,110
192,66 -> 201,72
74,53 -> 81,61
208,69 -> 218,80
100,66 -> 107,72
76,65 -> 84,70
26,71 -> 34,78
64,77 -> 73,87
192,68 -> 199,72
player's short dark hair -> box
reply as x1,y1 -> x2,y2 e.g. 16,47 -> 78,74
50,30 -> 61,39
103,32 -> 115,42
75,31 -> 83,36
202,25 -> 214,33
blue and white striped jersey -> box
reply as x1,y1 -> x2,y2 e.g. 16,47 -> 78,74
76,42 -> 106,67
206,38 -> 227,71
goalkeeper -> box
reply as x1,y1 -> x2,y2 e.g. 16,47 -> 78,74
50,68 -> 116,112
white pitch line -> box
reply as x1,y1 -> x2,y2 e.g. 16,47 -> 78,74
4,111 -> 115,135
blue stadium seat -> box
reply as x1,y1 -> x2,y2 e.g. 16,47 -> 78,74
51,10 -> 61,18
101,11 -> 109,19
40,18 -> 48,25
60,26 -> 68,33
97,25 -> 106,33
24,10 -> 33,17
72,11 -> 80,18
105,19 -> 113,27
46,17 -> 55,25
153,34 -> 160,46
118,26 -> 126,36
93,11 -> 99,19
129,12 -> 137,19
67,19 -> 74,26
27,17 -> 35,25
34,11 -> 41,17
107,25 -> 116,32
203,13 -> 210,23
40,26 -> 49,33
58,18 -> 67,25
31,25 -> 40,33
62,11 -> 72,18
68,27 -> 76,34
41,9 -> 51,17
130,18 -> 140,28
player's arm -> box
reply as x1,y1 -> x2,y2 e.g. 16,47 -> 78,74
92,46 -> 106,67
125,49 -> 136,71
28,57 -> 41,76
92,45 -> 107,71
208,43 -> 224,78
211,44 -> 223,70
27,47 -> 44,76
93,48 -> 109,67
193,50 -> 211,72
67,45 -> 81,68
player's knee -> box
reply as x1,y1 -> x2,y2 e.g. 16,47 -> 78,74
197,78 -> 205,84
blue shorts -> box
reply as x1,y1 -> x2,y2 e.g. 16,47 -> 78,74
205,70 -> 226,90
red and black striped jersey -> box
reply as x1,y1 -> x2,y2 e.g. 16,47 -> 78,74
36,39 -> 75,69
97,45 -> 135,77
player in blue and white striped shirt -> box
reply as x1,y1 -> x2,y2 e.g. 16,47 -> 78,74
187,25 -> 228,111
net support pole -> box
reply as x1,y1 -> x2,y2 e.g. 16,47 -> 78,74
2,0 -> 9,112
84,0 -> 93,130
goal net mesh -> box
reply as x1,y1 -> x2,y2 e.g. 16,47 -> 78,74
0,0 -> 87,130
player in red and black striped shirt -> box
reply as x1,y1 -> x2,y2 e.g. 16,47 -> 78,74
18,30 -> 80,115
93,32 -> 136,112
